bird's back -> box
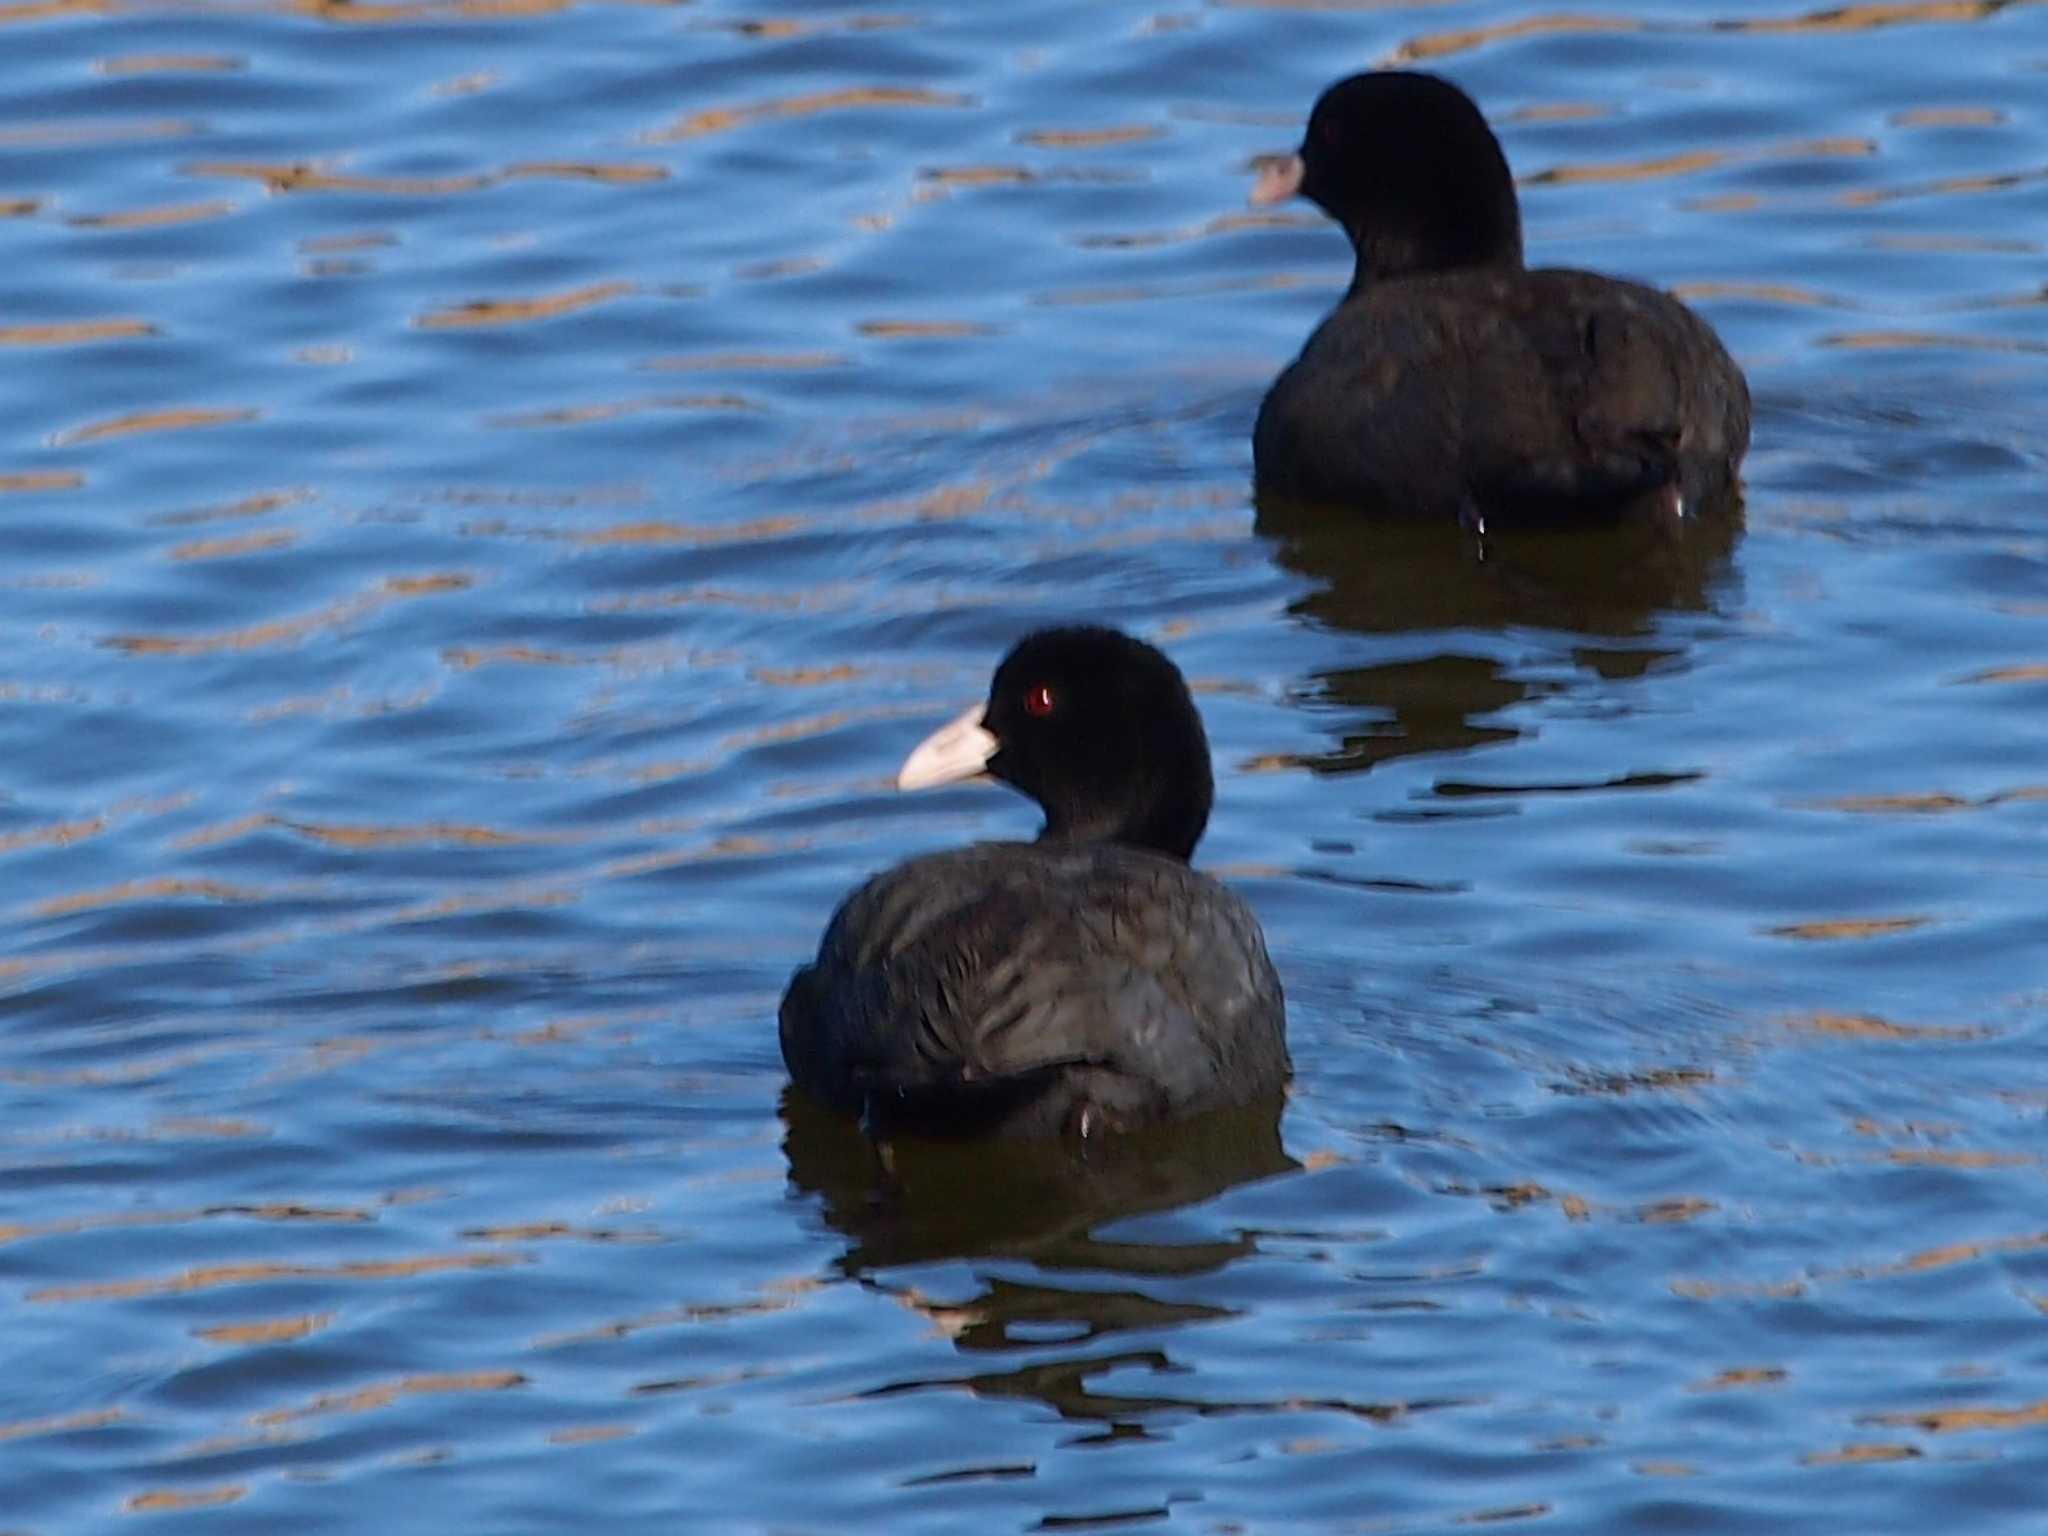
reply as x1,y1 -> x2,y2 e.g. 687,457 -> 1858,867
780,842 -> 1288,1138
1255,266 -> 1750,519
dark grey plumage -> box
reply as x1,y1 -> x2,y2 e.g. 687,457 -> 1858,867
1252,71 -> 1751,521
779,628 -> 1289,1140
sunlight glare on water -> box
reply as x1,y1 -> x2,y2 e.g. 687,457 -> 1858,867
2,0 -> 2045,1530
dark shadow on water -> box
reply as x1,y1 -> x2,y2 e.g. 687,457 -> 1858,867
1254,490 -> 1743,775
1255,489 -> 1743,637
781,1090 -> 1452,1432
781,1086 -> 1295,1276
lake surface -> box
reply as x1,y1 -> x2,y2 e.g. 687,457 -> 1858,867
3,0 -> 2046,1529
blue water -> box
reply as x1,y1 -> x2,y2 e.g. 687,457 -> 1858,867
3,0 -> 2045,1529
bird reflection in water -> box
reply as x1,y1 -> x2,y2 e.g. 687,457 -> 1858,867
781,1090 -> 1456,1436
780,1086 -> 1293,1275
1254,488 -> 1744,777
784,1088 -> 1312,1413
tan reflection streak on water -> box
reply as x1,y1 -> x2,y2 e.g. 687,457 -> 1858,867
1683,1230 -> 2048,1309
0,116 -> 196,146
856,318 -> 997,338
503,161 -> 667,183
153,488 -> 310,525
94,52 -> 241,73
490,394 -> 758,428
67,200 -> 238,229
32,876 -> 273,918
1072,210 -> 1308,251
149,1118 -> 267,1138
1963,662 -> 2048,682
1503,102 -> 1611,124
170,529 -> 299,561
0,0 -> 110,23
299,819 -> 550,849
1799,785 -> 2048,813
1639,1198 -> 1717,1225
1529,150 -> 1728,187
1764,915 -> 1932,941
1692,1368 -> 1788,1392
548,1424 -> 635,1445
125,1486 -> 247,1514
1798,791 -> 1970,813
0,1407 -> 128,1441
1699,168 -> 2047,218
0,1043 -> 237,1086
586,585 -> 852,617
1726,0 -> 2034,35
300,231 -> 397,254
461,1221 -> 663,1242
1892,105 -> 2007,127
440,640 -> 723,671
575,515 -> 807,547
1670,1277 -> 1809,1300
1885,1231 -> 2048,1274
195,1314 -> 336,1345
0,815 -> 107,855
918,165 -> 1039,189
1870,232 -> 2041,253
705,13 -> 915,40
1783,1010 -> 1982,1040
749,664 -> 865,688
506,1008 -> 663,1046
1801,1442 -> 1921,1466
0,469 -> 83,492
169,812 -> 571,853
1388,12 -> 1640,63
431,69 -> 501,96
1868,1399 -> 2048,1433
1882,1147 -> 2033,1167
254,1370 -> 526,1426
1531,138 -> 1873,190
534,1288 -> 811,1350
1840,166 -> 2048,209
287,0 -> 578,24
416,281 -> 635,329
55,406 -> 257,446
29,1252 -> 529,1304
1670,281 -> 1851,308
0,319 -> 155,345
860,479 -> 993,523
105,572 -> 470,656
1017,125 -> 1161,149
648,86 -> 973,143
1824,330 -> 2048,356
186,160 -> 656,197
0,1203 -> 368,1247
28,821 -> 840,974
1383,0 -> 2038,63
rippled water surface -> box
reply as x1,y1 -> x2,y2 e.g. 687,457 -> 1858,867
5,0 -> 2047,1529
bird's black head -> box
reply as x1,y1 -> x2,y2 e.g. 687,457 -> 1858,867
898,627 -> 1215,862
1255,71 -> 1524,285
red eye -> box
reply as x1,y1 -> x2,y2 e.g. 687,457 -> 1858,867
1023,684 -> 1055,717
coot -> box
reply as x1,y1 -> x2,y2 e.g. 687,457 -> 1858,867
780,627 -> 1289,1140
1251,71 -> 1750,522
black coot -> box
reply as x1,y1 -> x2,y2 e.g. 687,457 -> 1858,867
1251,71 -> 1750,523
780,627 -> 1289,1140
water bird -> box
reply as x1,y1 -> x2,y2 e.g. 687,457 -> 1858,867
1250,70 -> 1750,523
780,626 -> 1289,1141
